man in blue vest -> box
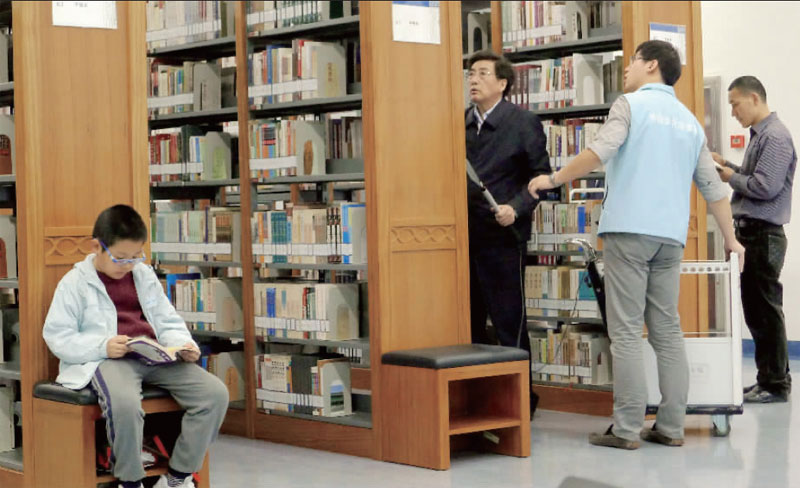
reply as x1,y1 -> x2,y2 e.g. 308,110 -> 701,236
528,40 -> 745,449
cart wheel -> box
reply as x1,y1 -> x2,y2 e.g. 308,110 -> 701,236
711,414 -> 731,437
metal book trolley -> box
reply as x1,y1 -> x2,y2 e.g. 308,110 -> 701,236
572,238 -> 743,437
643,255 -> 743,436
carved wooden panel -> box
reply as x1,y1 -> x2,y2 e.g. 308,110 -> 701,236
390,225 -> 456,252
43,226 -> 94,266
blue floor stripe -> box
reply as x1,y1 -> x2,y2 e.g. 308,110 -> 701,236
743,339 -> 800,359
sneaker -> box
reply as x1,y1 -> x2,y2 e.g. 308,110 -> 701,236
640,425 -> 684,446
744,389 -> 788,403
588,425 -> 640,450
141,450 -> 156,468
117,484 -> 143,488
153,474 -> 196,488
743,383 -> 759,395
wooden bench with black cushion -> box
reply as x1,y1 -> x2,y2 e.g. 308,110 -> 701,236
381,344 -> 530,470
32,381 -> 210,487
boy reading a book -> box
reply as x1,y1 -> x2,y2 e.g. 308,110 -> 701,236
43,205 -> 229,488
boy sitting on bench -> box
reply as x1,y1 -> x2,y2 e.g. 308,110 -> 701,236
43,204 -> 229,488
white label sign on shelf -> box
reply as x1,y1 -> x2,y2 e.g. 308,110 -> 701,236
392,1 -> 440,45
649,22 -> 686,65
149,162 -> 203,176
179,311 -> 217,323
151,242 -> 232,254
250,156 -> 297,171
147,93 -> 194,109
53,1 -> 117,29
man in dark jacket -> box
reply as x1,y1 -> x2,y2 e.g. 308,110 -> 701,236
465,51 -> 550,397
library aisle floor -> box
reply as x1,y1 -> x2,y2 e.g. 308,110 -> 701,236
210,360 -> 798,488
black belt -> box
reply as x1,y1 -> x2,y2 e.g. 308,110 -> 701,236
734,217 -> 781,229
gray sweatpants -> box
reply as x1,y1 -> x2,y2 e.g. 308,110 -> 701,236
91,358 -> 229,482
603,233 -> 689,441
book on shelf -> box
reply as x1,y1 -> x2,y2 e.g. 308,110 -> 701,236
203,351 -> 246,402
511,52 -> 618,112
126,336 -> 195,366
247,1 -> 358,33
0,307 -> 19,365
146,0 -> 235,50
0,32 -> 8,84
0,215 -> 16,279
248,40 -> 347,106
529,328 -> 611,385
252,202 -> 366,265
149,125 -> 203,182
0,114 -> 14,175
502,1 -> 621,51
525,265 -> 598,318
248,118 -> 326,178
151,207 -> 241,262
0,382 -> 14,452
169,277 -> 243,333
150,125 -> 237,182
602,54 -> 624,103
255,353 -> 352,417
147,59 -> 225,115
201,130 -> 233,180
253,282 -> 359,341
325,112 -> 363,159
542,117 -> 604,170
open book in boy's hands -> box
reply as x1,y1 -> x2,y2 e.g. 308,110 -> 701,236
126,336 -> 194,366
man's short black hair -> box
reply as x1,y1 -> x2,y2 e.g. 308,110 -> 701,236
635,40 -> 682,86
467,50 -> 515,98
728,76 -> 767,103
92,204 -> 147,248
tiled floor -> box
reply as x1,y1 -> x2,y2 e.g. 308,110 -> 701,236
209,359 -> 797,488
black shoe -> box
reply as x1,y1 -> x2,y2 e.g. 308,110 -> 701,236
744,389 -> 788,403
743,383 -> 759,395
530,391 -> 539,420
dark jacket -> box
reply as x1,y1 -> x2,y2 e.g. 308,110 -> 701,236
466,99 -> 550,247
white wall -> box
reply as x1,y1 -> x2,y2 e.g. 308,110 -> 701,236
701,1 -> 800,341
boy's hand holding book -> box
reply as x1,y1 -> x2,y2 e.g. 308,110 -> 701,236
107,335 -> 131,358
177,343 -> 200,362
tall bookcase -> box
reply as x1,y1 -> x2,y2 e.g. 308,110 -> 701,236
0,0 -> 18,483
144,0 -> 471,459
8,3 -> 148,488
488,0 -> 707,415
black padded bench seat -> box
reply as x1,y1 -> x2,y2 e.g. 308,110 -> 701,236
381,344 -> 529,369
33,381 -> 172,405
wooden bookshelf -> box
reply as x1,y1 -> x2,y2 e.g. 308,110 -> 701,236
14,2 -> 149,486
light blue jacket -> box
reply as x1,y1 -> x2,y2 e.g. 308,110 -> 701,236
43,254 -> 196,389
599,83 -> 706,245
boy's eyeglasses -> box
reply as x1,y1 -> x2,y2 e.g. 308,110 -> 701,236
99,240 -> 146,266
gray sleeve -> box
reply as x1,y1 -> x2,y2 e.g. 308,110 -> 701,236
694,140 -> 729,202
587,96 -> 630,163
725,159 -> 742,172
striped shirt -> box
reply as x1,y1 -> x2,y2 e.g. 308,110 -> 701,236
473,98 -> 502,134
726,112 -> 797,225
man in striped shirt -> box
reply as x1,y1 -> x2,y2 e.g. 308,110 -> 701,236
713,76 -> 796,403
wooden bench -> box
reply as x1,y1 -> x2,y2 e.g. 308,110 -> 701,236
32,382 -> 210,487
380,344 -> 530,470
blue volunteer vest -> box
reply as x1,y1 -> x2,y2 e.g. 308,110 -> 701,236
598,83 -> 705,245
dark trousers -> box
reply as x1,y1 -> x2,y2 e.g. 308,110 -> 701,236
736,220 -> 792,395
469,241 -> 531,354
